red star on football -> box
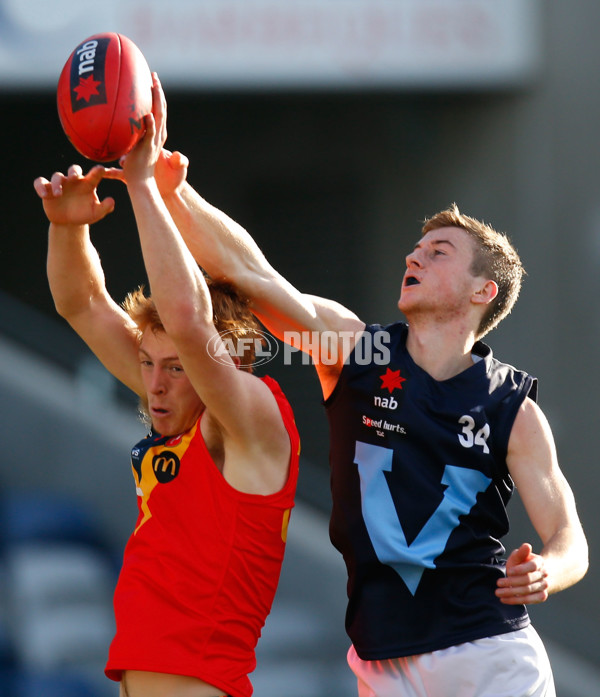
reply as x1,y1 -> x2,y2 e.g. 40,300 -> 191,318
73,75 -> 102,102
379,367 -> 406,393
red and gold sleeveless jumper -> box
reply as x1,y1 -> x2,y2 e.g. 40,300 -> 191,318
105,376 -> 300,697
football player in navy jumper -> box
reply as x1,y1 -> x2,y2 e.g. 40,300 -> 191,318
106,78 -> 587,696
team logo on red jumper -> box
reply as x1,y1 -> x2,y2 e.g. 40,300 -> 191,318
152,451 -> 181,483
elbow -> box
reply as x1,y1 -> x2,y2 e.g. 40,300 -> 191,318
566,551 -> 589,593
160,300 -> 212,344
52,299 -> 70,320
556,531 -> 589,593
579,538 -> 590,580
52,295 -> 82,323
574,526 -> 589,581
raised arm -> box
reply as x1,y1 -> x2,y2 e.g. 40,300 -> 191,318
496,397 -> 588,604
117,78 -> 291,491
161,161 -> 363,331
34,165 -> 144,396
160,175 -> 365,396
105,77 -> 364,397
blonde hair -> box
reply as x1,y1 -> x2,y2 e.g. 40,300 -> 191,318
122,278 -> 264,372
422,204 -> 524,338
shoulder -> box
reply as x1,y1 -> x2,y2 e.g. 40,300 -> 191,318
511,396 -> 551,436
259,373 -> 284,397
356,322 -> 408,362
258,374 -> 290,409
235,373 -> 298,448
364,320 -> 407,336
259,375 -> 297,427
482,348 -> 538,403
508,397 -> 554,460
219,374 -> 299,495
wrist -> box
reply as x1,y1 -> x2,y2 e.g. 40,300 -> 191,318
126,175 -> 159,197
161,186 -> 187,210
49,220 -> 89,234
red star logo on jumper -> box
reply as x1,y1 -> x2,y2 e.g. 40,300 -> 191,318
379,367 -> 406,393
73,75 -> 102,102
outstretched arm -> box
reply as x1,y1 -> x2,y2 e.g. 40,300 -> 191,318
34,165 -> 144,396
117,76 -> 291,493
157,158 -> 364,343
104,77 -> 364,397
496,397 -> 588,605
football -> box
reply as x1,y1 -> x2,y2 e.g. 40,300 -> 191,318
57,33 -> 153,162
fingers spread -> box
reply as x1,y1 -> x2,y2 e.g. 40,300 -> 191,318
33,177 -> 51,197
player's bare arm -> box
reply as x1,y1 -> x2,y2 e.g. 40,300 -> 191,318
120,96 -> 291,494
105,74 -> 362,339
497,397 -> 589,604
158,172 -> 366,400
35,165 -> 144,397
105,74 -> 364,397
157,171 -> 364,333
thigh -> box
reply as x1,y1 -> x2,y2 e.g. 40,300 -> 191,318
120,670 -> 228,697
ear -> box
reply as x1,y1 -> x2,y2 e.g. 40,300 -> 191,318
231,355 -> 242,370
472,279 -> 498,306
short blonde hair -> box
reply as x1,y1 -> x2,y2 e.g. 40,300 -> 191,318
422,204 -> 525,338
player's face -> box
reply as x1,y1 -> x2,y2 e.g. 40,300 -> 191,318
139,328 -> 205,436
398,226 -> 483,318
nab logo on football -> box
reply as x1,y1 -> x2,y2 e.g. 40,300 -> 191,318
152,451 -> 180,483
70,38 -> 109,112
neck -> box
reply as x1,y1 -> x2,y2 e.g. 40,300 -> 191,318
404,315 -> 478,381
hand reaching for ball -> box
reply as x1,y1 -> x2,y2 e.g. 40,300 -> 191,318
33,165 -> 115,227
